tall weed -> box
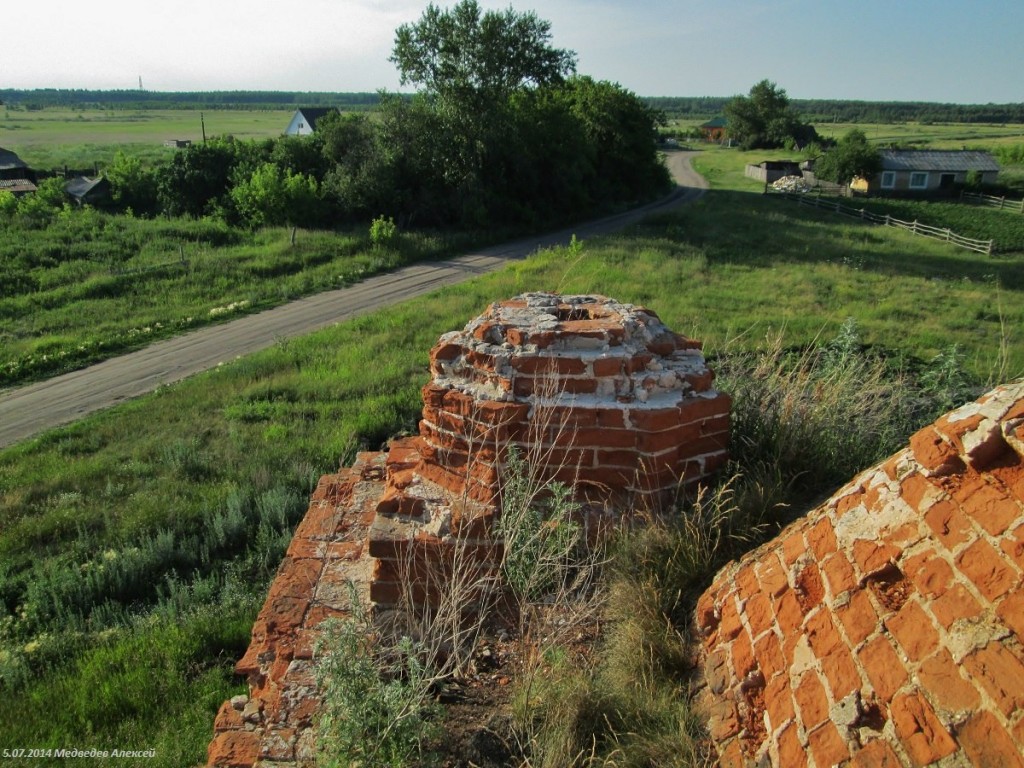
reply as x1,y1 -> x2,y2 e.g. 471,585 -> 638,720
317,585 -> 441,768
716,322 -> 921,527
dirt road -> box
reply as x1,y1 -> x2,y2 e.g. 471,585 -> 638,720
0,152 -> 706,449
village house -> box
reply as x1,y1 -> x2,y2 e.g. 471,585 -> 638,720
0,146 -> 36,195
700,116 -> 728,142
852,148 -> 1000,195
283,107 -> 339,136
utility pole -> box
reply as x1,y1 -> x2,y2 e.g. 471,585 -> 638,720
201,112 -> 207,143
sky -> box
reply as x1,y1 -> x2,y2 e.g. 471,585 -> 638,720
5,0 -> 1023,103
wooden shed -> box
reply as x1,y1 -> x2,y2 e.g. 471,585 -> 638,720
64,176 -> 111,207
0,147 -> 31,181
700,116 -> 728,142
744,159 -> 802,183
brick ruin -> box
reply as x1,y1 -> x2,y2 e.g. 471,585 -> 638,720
206,293 -> 731,766
207,286 -> 1024,768
696,379 -> 1024,767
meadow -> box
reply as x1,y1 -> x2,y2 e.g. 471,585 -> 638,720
4,165 -> 1024,762
3,113 -> 1024,763
667,116 -> 1024,146
0,213 -> 476,386
0,107 -> 292,168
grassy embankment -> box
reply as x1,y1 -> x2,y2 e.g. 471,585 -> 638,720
2,142 -> 1023,764
0,214 -> 485,386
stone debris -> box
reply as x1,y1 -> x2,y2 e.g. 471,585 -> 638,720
771,175 -> 811,193
207,293 -> 730,767
695,379 -> 1024,767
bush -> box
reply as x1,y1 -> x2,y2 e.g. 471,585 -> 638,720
369,215 -> 398,249
316,585 -> 440,768
716,321 -> 921,523
497,460 -> 584,602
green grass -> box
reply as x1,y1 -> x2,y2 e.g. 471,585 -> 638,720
0,107 -> 292,168
2,144 -> 1024,762
812,120 -> 1024,148
0,212 -> 475,386
0,597 -> 257,768
853,196 -> 1024,252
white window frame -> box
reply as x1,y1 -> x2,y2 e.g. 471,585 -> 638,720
909,171 -> 929,189
880,171 -> 896,189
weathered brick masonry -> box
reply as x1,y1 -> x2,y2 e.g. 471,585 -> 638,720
207,293 -> 730,766
696,380 -> 1024,767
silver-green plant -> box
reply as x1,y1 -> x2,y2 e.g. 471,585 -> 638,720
316,582 -> 441,768
497,446 -> 584,603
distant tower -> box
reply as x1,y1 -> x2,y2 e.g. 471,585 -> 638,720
139,76 -> 144,91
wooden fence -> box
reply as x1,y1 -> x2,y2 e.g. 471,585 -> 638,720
960,191 -> 1024,214
777,193 -> 994,255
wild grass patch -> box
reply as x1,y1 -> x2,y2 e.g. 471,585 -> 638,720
2,161 -> 1021,761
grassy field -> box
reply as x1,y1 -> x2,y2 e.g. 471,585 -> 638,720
665,116 -> 1024,146
3,113 -> 1024,763
812,120 -> 1024,147
4,173 -> 1022,389
0,107 -> 292,168
0,213 -> 480,387
3,163 -> 1024,762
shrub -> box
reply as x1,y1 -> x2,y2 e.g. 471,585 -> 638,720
716,322 -> 920,525
316,584 -> 440,768
369,215 -> 398,249
497,447 -> 584,602
0,190 -> 17,219
920,343 -> 979,412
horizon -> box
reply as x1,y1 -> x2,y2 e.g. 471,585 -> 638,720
4,87 -> 1022,109
5,1 -> 1024,105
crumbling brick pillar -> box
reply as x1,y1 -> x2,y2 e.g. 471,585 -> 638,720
209,292 -> 732,766
368,292 -> 731,611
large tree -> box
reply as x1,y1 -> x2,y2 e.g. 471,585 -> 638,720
724,79 -> 817,150
390,0 -> 577,109
389,1 -> 578,222
813,129 -> 882,186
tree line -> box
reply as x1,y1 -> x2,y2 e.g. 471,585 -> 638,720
7,92 -> 1021,125
647,97 -> 1024,125
2,2 -> 669,233
0,89 -> 382,111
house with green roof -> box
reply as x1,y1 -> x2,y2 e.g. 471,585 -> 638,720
699,116 -> 727,142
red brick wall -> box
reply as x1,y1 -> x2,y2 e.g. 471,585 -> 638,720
209,293 -> 732,766
696,380 -> 1024,767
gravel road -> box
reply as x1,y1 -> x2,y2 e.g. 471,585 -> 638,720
0,151 -> 706,449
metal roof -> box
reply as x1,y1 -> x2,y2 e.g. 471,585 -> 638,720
0,147 -> 28,171
64,176 -> 109,199
879,149 -> 1000,172
293,107 -> 339,131
0,178 -> 36,193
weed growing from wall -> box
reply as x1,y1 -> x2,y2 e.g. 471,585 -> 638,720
316,583 -> 440,768
497,447 -> 583,602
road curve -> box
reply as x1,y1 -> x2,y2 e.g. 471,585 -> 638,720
0,152 -> 707,449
